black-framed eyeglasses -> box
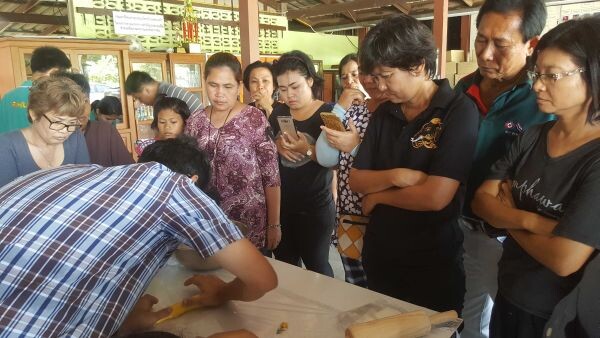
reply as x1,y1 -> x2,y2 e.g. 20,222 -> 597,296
42,114 -> 82,132
527,68 -> 585,85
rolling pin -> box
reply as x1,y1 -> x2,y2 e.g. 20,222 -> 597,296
345,310 -> 458,338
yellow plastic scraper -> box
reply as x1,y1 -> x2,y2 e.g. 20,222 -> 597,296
156,301 -> 203,324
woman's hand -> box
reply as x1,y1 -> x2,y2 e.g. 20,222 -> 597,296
281,131 -> 310,154
321,119 -> 360,153
337,87 -> 366,110
361,193 -> 378,216
275,136 -> 303,162
253,91 -> 273,116
266,225 -> 282,250
497,180 -> 516,209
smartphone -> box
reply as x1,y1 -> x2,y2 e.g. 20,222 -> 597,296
356,83 -> 371,100
277,116 -> 298,140
320,112 -> 346,132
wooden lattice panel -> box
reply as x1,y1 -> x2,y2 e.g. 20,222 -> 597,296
74,0 -> 286,54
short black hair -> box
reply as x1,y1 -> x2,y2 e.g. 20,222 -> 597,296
53,71 -> 90,97
91,96 -> 123,118
243,60 -> 276,92
125,71 -> 156,94
359,14 -> 437,78
273,50 -> 323,99
204,52 -> 242,82
533,16 -> 600,124
151,96 -> 191,129
30,46 -> 71,73
476,0 -> 547,42
338,53 -> 358,78
138,136 -> 213,195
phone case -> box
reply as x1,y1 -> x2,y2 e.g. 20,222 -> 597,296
277,116 -> 298,139
320,112 -> 346,132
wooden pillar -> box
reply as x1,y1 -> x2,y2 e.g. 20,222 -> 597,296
460,15 -> 471,60
433,0 -> 448,78
238,0 -> 260,102
357,27 -> 369,49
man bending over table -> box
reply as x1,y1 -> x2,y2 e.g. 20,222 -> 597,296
0,137 -> 277,337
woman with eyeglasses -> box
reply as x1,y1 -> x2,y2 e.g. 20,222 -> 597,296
269,50 -> 336,277
0,76 -> 90,187
185,52 -> 281,252
349,15 -> 479,314
472,16 -> 600,338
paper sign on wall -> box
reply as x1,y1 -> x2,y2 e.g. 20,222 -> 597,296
113,11 -> 165,36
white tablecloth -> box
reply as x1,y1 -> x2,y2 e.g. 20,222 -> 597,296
146,257 -> 460,338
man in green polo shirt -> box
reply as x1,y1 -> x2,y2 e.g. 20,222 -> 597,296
0,46 -> 71,133
454,1 -> 554,338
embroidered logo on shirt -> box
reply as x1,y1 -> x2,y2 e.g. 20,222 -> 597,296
411,118 -> 443,149
504,120 -> 524,136
11,101 -> 27,109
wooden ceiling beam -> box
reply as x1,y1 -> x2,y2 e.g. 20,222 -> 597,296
287,0 -> 411,20
462,0 -> 475,6
0,12 -> 68,26
40,25 -> 61,35
259,0 -> 282,11
14,0 -> 43,13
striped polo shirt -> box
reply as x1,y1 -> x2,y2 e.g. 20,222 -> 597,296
158,82 -> 203,113
0,162 -> 242,337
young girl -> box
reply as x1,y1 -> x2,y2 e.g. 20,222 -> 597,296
134,96 -> 190,156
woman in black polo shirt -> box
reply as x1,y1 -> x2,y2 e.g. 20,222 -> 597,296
268,50 -> 335,277
349,15 -> 479,314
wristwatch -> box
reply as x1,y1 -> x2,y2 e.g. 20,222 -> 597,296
306,145 -> 313,157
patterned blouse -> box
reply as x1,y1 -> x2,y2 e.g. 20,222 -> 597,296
338,103 -> 372,216
185,105 -> 280,247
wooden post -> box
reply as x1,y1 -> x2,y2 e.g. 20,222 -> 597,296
357,27 -> 369,49
461,15 -> 472,61
433,0 -> 448,78
238,0 -> 260,103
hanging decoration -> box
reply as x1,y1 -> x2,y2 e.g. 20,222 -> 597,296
181,0 -> 199,43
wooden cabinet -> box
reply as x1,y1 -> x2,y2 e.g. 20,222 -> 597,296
0,37 -> 137,155
127,52 -> 207,140
168,53 -> 207,105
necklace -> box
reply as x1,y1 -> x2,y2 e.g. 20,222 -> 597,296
208,105 -> 235,158
207,105 -> 236,191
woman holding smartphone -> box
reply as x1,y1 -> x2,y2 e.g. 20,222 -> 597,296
315,53 -> 388,287
268,50 -> 335,277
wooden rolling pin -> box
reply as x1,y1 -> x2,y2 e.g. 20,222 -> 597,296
345,310 -> 458,338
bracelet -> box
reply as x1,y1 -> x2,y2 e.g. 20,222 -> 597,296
268,224 -> 281,229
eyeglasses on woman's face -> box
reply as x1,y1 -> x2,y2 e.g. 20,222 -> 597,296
527,68 -> 585,85
42,114 -> 82,132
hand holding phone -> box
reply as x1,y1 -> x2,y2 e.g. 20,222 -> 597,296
320,112 -> 346,132
277,116 -> 298,140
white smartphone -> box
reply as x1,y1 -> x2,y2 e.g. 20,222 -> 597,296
356,83 -> 371,100
277,116 -> 298,140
